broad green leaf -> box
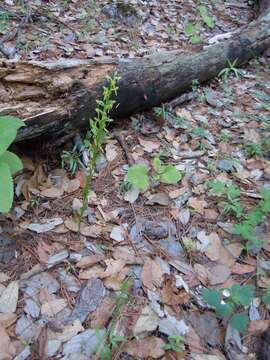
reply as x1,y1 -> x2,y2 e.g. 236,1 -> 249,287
0,128 -> 17,155
215,302 -> 233,318
0,151 -> 23,175
126,164 -> 149,191
230,284 -> 254,306
185,22 -> 194,35
0,160 -> 13,213
0,116 -> 25,132
0,116 -> 25,155
191,35 -> 201,44
160,165 -> 182,184
229,313 -> 249,333
202,288 -> 221,307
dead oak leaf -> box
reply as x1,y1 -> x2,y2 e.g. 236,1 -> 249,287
0,325 -> 16,360
141,258 -> 164,290
125,336 -> 165,359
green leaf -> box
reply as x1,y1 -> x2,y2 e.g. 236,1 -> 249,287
262,291 -> 270,304
209,180 -> 225,195
198,5 -> 215,29
153,157 -> 162,173
0,151 -> 23,175
160,165 -> 182,184
0,116 -> 25,155
230,284 -> 254,306
0,160 -> 13,213
191,35 -> 201,44
202,288 -> 221,307
229,313 -> 249,333
126,164 -> 149,191
227,184 -> 241,200
185,22 -> 195,35
215,302 -> 233,318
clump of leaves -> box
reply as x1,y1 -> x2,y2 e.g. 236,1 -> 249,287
185,22 -> 201,44
198,5 -> 215,29
79,74 -> 120,222
0,116 -> 25,213
202,284 -> 254,333
126,157 -> 182,191
164,335 -> 184,353
218,58 -> 243,81
245,142 -> 263,158
185,5 -> 214,44
61,145 -> 85,175
234,188 -> 270,251
208,180 -> 244,219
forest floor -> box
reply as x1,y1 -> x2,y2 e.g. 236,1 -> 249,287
0,1 -> 270,360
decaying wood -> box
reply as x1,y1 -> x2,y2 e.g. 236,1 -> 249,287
0,0 -> 269,142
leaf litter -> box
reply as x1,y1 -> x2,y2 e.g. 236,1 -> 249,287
0,1 -> 270,359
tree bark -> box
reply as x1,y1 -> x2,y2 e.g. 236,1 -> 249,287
0,0 -> 269,142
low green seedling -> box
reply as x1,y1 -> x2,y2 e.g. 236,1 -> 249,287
218,59 -> 243,81
126,157 -> 182,191
61,145 -> 84,175
0,116 -> 25,213
234,188 -> 270,251
208,180 -> 244,219
198,5 -> 215,29
245,142 -> 263,158
185,22 -> 201,44
202,284 -> 254,333
164,335 -> 184,353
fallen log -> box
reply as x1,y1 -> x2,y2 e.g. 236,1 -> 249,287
0,0 -> 269,142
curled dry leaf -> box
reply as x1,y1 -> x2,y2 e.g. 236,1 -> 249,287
125,336 -> 165,359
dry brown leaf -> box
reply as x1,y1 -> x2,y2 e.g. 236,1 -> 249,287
0,325 -> 16,360
76,254 -> 105,269
161,277 -> 190,306
103,266 -> 129,290
79,265 -> 104,280
41,187 -> 64,198
208,265 -> 231,285
125,336 -> 165,358
66,179 -> 80,193
41,299 -> 67,317
138,138 -> 160,153
231,263 -> 255,275
100,259 -> 126,279
248,320 -> 270,336
205,233 -> 235,266
133,305 -> 159,336
0,281 -> 19,313
90,297 -> 115,328
188,197 -> 205,215
141,258 -> 164,290
113,246 -> 143,264
64,218 -> 102,238
0,313 -> 17,328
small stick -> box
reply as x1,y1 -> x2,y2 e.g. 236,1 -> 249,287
114,132 -> 135,166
